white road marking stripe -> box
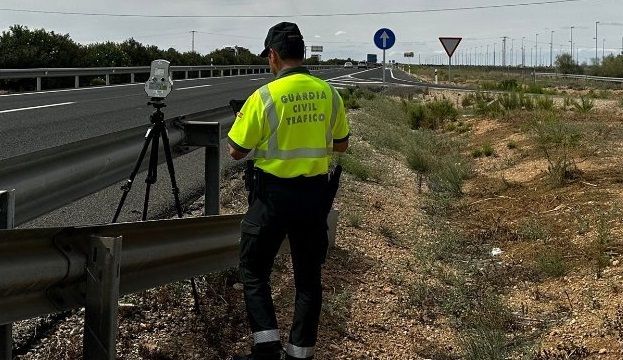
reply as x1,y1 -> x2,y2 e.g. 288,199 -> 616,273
0,102 -> 75,114
249,78 -> 268,81
175,84 -> 213,90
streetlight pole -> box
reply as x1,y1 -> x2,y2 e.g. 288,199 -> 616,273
535,33 -> 539,68
550,31 -> 554,67
603,38 -> 606,61
570,26 -> 575,63
522,37 -> 525,67
493,43 -> 496,66
595,21 -> 600,65
511,39 -> 515,66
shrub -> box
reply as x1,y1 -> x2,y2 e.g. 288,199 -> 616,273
529,112 -> 582,186
404,99 -> 459,130
90,77 -> 106,86
482,143 -> 495,157
535,96 -> 555,111
574,96 -> 594,113
536,250 -> 567,278
471,148 -> 484,158
499,79 -> 519,91
563,95 -> 576,110
519,93 -> 535,110
428,154 -> 471,196
405,130 -> 436,191
336,153 -> 369,181
497,92 -> 521,111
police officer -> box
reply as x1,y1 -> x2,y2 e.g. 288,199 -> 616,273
228,22 -> 349,360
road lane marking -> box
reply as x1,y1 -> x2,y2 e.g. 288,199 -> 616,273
249,78 -> 268,81
175,84 -> 213,91
0,102 -> 76,114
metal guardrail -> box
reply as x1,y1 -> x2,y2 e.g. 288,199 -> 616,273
535,72 -> 623,83
0,64 -> 342,91
0,106 -> 232,226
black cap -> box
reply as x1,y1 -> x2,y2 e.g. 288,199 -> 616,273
260,22 -> 304,58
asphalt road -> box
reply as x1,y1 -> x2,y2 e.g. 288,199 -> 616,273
0,66 -> 422,228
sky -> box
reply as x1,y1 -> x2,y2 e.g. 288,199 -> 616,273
1,0 -> 623,66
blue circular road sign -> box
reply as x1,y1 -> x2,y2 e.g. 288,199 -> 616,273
374,28 -> 396,50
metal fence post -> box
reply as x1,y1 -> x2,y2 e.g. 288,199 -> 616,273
75,75 -> 80,89
130,73 -> 135,83
105,74 -> 110,86
1,189 -> 15,360
185,71 -> 189,79
83,235 -> 122,360
36,77 -> 42,91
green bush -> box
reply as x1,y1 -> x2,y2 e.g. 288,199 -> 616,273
529,112 -> 582,186
519,93 -> 535,110
90,77 -> 106,86
482,143 -> 495,157
574,96 -> 594,113
498,79 -> 519,91
497,92 -> 521,111
471,148 -> 484,158
536,250 -> 567,278
336,153 -> 369,181
404,99 -> 459,130
535,95 -> 555,111
428,154 -> 471,196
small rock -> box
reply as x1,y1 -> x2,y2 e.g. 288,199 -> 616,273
599,348 -> 607,354
233,283 -> 244,291
613,260 -> 620,267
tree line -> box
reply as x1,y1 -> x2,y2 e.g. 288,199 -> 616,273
555,52 -> 623,77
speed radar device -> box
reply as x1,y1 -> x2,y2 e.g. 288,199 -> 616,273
145,59 -> 173,99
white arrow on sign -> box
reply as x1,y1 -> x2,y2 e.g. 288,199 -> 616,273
439,37 -> 462,58
380,31 -> 390,48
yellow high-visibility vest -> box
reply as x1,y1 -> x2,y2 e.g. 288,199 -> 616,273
228,67 -> 350,178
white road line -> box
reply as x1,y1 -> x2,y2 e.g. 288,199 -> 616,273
249,78 -> 268,81
326,67 -> 377,81
0,102 -> 76,114
175,84 -> 213,91
0,83 -> 143,97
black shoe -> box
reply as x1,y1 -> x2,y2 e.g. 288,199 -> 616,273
231,352 -> 282,360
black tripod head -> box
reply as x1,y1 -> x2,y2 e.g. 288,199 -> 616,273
148,97 -> 167,123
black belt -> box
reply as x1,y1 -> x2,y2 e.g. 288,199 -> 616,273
259,169 -> 328,186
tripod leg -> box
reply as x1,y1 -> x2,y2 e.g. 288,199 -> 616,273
142,125 -> 161,222
112,126 -> 157,223
161,123 -> 202,314
160,126 -> 183,218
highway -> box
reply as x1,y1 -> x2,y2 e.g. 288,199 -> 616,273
0,66 -> 425,228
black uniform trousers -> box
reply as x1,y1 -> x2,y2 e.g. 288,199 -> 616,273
239,171 -> 328,359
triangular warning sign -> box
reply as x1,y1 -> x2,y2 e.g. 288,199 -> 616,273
439,37 -> 462,58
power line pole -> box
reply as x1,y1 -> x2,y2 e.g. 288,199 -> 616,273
595,21 -> 600,65
511,39 -> 515,66
522,37 -> 525,67
535,33 -> 539,68
603,38 -> 606,61
493,43 -> 496,66
550,31 -> 554,67
570,26 -> 574,63
190,30 -> 197,53
502,36 -> 508,66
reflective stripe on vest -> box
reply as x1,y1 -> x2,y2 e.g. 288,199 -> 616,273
257,84 -> 333,160
253,329 -> 280,344
286,343 -> 315,359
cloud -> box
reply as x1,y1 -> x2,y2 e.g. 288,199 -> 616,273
334,31 -> 346,36
314,35 -> 321,38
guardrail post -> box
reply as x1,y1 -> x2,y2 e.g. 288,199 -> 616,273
185,71 -> 189,79
75,75 -> 80,89
181,122 -> 221,215
36,77 -> 42,91
105,74 -> 110,86
83,235 -> 122,360
130,73 -> 135,83
1,189 -> 15,360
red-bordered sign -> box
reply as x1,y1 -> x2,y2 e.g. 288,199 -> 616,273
439,37 -> 462,57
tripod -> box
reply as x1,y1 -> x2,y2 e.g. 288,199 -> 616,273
112,98 -> 201,313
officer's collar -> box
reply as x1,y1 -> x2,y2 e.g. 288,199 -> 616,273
276,66 -> 310,79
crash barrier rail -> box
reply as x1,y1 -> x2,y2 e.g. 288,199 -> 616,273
0,106 -> 232,226
535,72 -> 623,83
0,188 -> 340,359
0,65 -> 343,91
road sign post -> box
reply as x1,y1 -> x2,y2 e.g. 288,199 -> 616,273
374,28 -> 396,84
439,37 -> 462,83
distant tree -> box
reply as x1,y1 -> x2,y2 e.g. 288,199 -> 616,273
119,38 -> 163,66
0,25 -> 82,68
82,42 -> 130,67
555,53 -> 583,74
594,54 -> 623,77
